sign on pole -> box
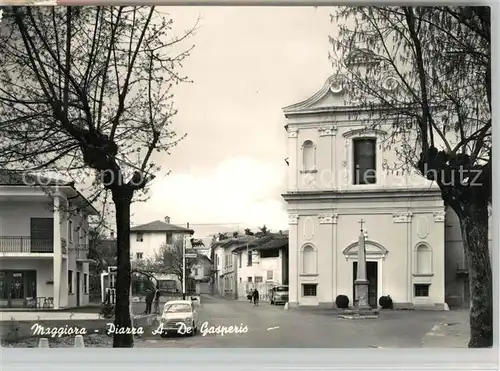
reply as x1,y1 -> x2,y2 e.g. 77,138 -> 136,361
185,253 -> 197,259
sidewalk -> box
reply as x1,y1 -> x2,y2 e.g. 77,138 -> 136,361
0,312 -> 102,321
420,309 -> 469,348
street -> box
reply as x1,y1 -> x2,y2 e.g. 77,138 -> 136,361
133,295 -> 469,348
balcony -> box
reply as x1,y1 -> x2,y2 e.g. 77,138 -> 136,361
69,245 -> 89,260
0,237 -> 67,254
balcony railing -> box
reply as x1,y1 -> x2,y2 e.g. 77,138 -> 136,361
69,245 -> 89,259
0,237 -> 67,254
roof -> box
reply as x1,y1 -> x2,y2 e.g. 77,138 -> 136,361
217,235 -> 258,250
0,170 -> 73,186
0,169 -> 99,215
254,236 -> 288,251
232,233 -> 288,252
130,220 -> 194,234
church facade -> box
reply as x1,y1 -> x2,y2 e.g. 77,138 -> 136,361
281,74 -> 482,310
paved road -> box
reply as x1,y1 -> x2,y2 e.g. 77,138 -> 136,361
133,295 -> 469,348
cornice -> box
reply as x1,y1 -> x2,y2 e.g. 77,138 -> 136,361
343,128 -> 387,138
282,188 -> 443,203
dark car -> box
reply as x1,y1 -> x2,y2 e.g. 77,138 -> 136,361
269,285 -> 289,305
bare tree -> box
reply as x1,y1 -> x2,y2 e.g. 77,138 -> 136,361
142,239 -> 201,291
0,6 -> 197,347
330,6 -> 491,347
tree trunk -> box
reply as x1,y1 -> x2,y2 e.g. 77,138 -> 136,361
112,189 -> 134,348
456,199 -> 492,348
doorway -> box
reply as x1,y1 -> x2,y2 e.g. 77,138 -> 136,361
30,218 -> 53,253
76,272 -> 81,306
0,270 -> 37,307
352,261 -> 378,308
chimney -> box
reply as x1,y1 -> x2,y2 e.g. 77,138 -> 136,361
186,222 -> 189,229
164,216 -> 170,224
110,231 -> 115,239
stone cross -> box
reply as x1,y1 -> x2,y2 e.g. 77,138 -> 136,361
355,219 -> 371,311
359,219 -> 365,232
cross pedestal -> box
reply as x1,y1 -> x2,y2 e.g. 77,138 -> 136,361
354,278 -> 372,311
339,219 -> 379,320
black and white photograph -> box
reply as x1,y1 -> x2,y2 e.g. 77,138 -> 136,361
0,4 -> 493,354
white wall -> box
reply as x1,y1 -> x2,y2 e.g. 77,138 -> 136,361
237,250 -> 283,281
0,257 -> 88,307
130,231 -> 188,261
288,192 -> 445,308
1,258 -> 53,298
191,259 -> 211,280
0,201 -> 64,238
0,194 -> 92,308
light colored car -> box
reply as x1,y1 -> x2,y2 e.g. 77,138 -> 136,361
159,300 -> 198,337
269,285 -> 289,305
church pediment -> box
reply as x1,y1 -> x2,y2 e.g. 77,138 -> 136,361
282,75 -> 348,114
343,240 -> 388,258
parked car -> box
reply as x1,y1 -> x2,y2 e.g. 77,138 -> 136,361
269,285 -> 289,305
159,300 -> 198,337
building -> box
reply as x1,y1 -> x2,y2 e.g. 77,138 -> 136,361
129,216 -> 194,292
210,233 -> 289,300
191,254 -> 212,281
210,236 -> 237,298
130,216 -> 194,260
210,234 -> 250,298
211,238 -> 225,295
191,254 -> 212,294
0,171 -> 98,309
233,232 -> 289,300
282,74 -> 491,309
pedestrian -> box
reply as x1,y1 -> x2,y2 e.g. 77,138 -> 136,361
153,286 -> 161,314
144,288 -> 154,314
252,288 -> 259,307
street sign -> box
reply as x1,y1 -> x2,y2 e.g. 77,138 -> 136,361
185,253 -> 197,259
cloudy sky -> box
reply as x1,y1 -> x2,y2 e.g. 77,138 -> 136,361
130,6 -> 337,237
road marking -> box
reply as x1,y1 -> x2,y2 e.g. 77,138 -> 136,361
266,326 -> 279,331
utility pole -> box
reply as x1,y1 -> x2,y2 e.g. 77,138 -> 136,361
182,235 -> 186,300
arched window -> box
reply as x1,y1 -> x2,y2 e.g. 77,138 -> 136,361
302,140 -> 316,171
301,245 -> 317,274
415,244 -> 432,274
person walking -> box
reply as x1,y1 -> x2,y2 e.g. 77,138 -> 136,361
252,288 -> 259,307
153,287 -> 161,314
144,288 -> 155,314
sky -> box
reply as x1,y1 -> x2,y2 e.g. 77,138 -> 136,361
128,6 -> 337,238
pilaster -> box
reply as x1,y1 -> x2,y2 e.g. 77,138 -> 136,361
288,213 -> 299,304
288,129 -> 298,191
53,196 -> 62,309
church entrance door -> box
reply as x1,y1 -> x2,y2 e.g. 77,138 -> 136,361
352,261 -> 378,308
